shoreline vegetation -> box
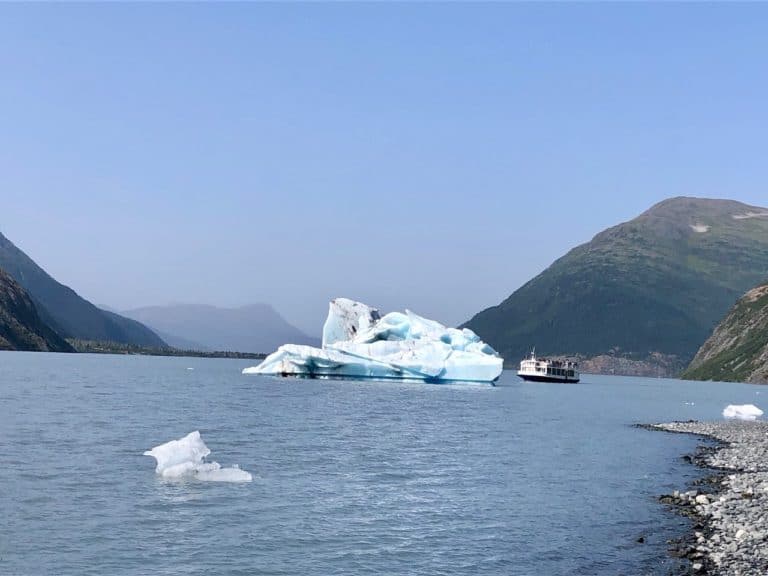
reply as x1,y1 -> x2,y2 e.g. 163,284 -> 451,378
66,339 -> 267,360
643,420 -> 768,575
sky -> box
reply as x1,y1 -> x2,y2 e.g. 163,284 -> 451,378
1,3 -> 767,335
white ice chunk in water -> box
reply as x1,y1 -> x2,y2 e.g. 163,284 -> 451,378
722,404 -> 764,421
244,298 -> 503,383
143,431 -> 252,482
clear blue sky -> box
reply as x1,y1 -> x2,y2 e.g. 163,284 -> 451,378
1,3 -> 767,334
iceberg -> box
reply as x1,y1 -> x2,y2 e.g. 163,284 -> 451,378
143,431 -> 253,482
722,404 -> 764,421
243,298 -> 503,383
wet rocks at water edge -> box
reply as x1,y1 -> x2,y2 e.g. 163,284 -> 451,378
649,420 -> 768,575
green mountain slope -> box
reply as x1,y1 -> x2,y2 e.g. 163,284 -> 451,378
682,283 -> 768,384
464,197 -> 768,374
0,268 -> 74,352
0,232 -> 165,347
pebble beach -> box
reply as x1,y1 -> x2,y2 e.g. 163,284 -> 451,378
648,421 -> 768,575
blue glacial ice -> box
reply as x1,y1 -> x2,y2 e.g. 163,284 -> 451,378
242,298 -> 503,383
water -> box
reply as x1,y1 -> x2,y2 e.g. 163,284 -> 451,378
0,352 -> 764,576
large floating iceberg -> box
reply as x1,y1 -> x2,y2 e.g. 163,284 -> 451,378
243,298 -> 503,383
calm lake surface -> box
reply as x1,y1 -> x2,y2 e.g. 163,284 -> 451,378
1,352 -> 764,575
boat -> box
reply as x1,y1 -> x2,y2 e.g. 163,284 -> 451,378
517,349 -> 579,383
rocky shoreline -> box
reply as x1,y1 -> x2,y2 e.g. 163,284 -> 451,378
645,421 -> 768,575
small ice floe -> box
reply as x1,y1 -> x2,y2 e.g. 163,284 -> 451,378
186,367 -> 194,371
143,431 -> 252,482
722,404 -> 764,421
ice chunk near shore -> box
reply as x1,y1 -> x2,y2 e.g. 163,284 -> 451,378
722,404 -> 764,421
143,431 -> 252,482
243,298 -> 503,383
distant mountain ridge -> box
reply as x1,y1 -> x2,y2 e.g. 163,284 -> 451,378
121,303 -> 317,354
0,268 -> 73,352
0,232 -> 165,347
682,282 -> 768,384
464,197 -> 768,375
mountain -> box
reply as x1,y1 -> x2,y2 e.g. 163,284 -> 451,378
681,283 -> 768,384
120,303 -> 318,354
0,268 -> 74,352
150,329 -> 210,352
464,197 -> 768,375
0,232 -> 165,347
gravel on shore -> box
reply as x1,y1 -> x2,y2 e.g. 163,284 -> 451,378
647,420 -> 768,575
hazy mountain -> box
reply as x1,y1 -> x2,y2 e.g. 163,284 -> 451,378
0,232 -> 165,347
151,330 -> 210,352
464,197 -> 768,375
121,303 -> 318,354
682,282 -> 768,384
0,268 -> 74,352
